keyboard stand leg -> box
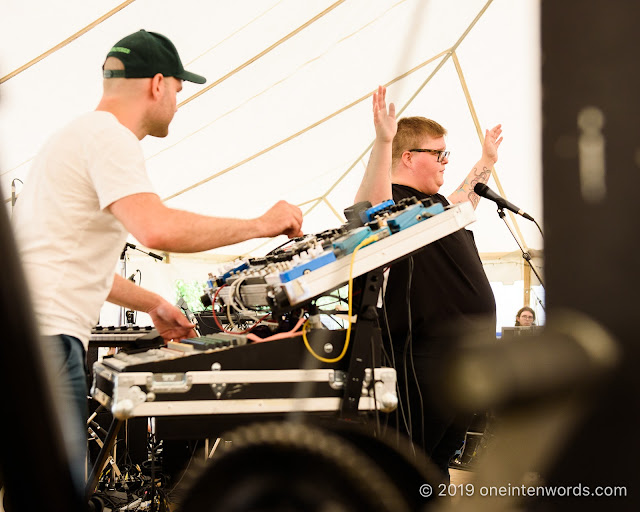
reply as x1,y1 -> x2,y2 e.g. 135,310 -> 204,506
207,438 -> 222,459
85,418 -> 123,499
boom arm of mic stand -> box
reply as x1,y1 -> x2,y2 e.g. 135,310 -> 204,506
121,243 -> 164,261
496,207 -> 545,288
137,248 -> 164,261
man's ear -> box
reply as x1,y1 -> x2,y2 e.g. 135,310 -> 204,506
150,73 -> 164,100
401,150 -> 413,169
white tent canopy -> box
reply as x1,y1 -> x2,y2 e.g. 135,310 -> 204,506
0,0 -> 543,326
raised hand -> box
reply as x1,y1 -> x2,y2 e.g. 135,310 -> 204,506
373,85 -> 397,143
483,124 -> 503,164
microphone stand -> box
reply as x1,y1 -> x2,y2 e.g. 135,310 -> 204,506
118,243 -> 164,325
118,247 -> 129,326
496,207 -> 545,289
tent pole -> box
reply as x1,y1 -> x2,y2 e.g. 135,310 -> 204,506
523,262 -> 531,306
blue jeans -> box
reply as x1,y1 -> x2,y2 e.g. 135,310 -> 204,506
47,334 -> 88,420
44,334 -> 88,487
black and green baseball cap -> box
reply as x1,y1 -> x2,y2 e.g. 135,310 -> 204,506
103,29 -> 206,84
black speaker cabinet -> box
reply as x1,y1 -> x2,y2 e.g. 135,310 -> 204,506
542,1 -> 640,508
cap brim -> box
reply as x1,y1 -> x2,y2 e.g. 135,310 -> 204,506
177,70 -> 206,84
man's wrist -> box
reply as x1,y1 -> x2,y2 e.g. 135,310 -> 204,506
144,294 -> 167,315
251,216 -> 269,238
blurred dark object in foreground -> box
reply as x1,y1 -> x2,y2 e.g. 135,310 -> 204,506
0,183 -> 87,511
431,2 -> 640,510
178,420 -> 442,512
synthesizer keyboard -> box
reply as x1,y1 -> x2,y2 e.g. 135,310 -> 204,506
89,325 -> 162,347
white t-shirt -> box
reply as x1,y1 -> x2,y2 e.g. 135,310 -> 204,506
12,111 -> 155,348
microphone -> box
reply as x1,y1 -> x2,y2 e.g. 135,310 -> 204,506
473,183 -> 534,221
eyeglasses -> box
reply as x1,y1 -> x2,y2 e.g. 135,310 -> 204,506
408,148 -> 450,163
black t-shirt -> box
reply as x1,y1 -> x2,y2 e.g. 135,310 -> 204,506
383,184 -> 496,355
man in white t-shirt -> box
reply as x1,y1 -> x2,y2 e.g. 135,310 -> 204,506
12,29 -> 303,483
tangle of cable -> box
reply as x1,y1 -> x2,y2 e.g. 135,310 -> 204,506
302,234 -> 379,363
210,284 -> 269,334
246,313 -> 306,344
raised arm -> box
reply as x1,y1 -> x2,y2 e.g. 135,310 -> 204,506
448,124 -> 503,208
354,86 -> 397,205
108,194 -> 303,253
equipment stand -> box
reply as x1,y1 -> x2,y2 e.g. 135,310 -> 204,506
340,268 -> 385,420
85,418 -> 123,499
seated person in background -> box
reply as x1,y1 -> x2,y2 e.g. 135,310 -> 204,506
515,306 -> 536,326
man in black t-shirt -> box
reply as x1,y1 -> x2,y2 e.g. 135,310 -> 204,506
355,86 -> 502,477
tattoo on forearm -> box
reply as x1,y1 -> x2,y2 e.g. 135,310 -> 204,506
467,166 -> 491,206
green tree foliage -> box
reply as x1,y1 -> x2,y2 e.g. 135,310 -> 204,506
174,279 -> 207,312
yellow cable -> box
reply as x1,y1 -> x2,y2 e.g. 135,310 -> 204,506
302,234 -> 379,363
